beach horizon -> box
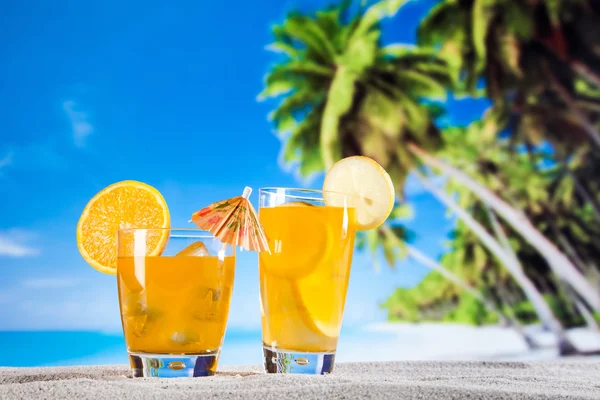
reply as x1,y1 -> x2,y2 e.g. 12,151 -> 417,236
2,322 -> 599,368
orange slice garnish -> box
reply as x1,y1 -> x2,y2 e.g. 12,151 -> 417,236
76,180 -> 170,275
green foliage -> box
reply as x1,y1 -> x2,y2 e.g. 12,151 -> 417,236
511,300 -> 538,324
382,270 -> 459,322
448,292 -> 499,325
388,203 -> 414,220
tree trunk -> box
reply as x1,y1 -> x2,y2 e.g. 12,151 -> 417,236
408,142 -> 600,311
404,243 -> 502,318
382,223 -> 540,349
570,171 -> 600,223
414,170 -> 578,354
485,206 -> 581,353
566,285 -> 600,332
320,66 -> 355,170
573,61 -> 600,89
497,284 -> 518,312
553,223 -> 592,275
556,229 -> 600,291
403,243 -> 540,349
547,71 -> 600,151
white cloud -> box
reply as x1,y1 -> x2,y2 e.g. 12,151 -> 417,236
0,229 -> 40,258
63,100 -> 93,147
21,278 -> 79,289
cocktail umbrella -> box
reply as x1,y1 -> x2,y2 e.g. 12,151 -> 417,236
190,186 -> 270,253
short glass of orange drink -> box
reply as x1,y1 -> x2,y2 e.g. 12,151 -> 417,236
258,188 -> 358,374
117,228 -> 235,377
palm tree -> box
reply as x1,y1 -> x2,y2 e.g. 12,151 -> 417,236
415,127 -> 580,353
355,202 -> 541,345
417,0 -> 600,149
261,1 -> 522,286
442,116 -> 600,336
414,0 -> 600,309
374,222 -> 542,348
259,0 -> 447,191
260,0 -> 600,315
259,1 -> 546,345
408,123 -> 600,311
260,0 -> 600,310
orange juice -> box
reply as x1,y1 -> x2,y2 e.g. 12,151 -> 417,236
117,255 -> 235,355
259,205 -> 356,352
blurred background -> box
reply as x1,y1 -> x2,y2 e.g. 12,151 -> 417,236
2,0 -> 600,366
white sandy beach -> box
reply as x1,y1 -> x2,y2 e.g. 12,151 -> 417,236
1,361 -> 599,399
350,323 -> 600,362
2,324 -> 600,399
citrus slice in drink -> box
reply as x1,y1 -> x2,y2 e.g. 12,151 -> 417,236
76,180 -> 170,275
292,273 -> 344,339
259,204 -> 332,279
262,277 -> 338,352
323,156 -> 394,230
261,201 -> 348,346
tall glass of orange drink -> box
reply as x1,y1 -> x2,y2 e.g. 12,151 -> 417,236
258,188 -> 357,374
117,229 -> 235,377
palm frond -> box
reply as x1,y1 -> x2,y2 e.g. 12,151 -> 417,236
268,88 -> 323,135
417,0 -> 462,46
257,79 -> 295,101
264,60 -> 333,85
353,0 -> 408,40
265,42 -> 300,58
394,69 -> 449,100
283,14 -> 338,62
471,0 -> 495,73
545,0 -> 561,27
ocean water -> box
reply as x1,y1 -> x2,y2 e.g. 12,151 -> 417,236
5,325 -> 597,367
0,328 -> 399,367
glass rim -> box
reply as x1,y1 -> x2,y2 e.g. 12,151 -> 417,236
259,186 -> 359,200
117,228 -> 216,238
258,186 -> 392,206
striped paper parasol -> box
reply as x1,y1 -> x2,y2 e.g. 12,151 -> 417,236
190,186 -> 270,253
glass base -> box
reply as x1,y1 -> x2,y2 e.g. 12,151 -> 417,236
263,346 -> 335,374
128,352 -> 218,377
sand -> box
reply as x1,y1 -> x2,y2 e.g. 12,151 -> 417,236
1,361 -> 598,399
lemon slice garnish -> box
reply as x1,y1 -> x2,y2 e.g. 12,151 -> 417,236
323,156 -> 395,230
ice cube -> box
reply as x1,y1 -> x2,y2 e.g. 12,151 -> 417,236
191,287 -> 230,322
171,331 -> 200,345
127,314 -> 150,337
177,241 -> 210,257
122,292 -> 160,337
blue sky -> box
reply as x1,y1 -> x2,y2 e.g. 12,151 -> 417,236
0,0 -> 486,333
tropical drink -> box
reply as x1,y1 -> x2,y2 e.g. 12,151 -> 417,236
116,230 -> 235,377
258,156 -> 395,374
76,180 -> 237,377
117,254 -> 235,356
259,204 -> 357,353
